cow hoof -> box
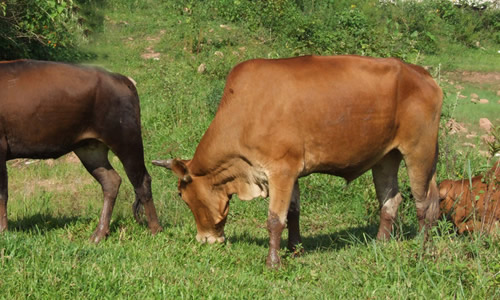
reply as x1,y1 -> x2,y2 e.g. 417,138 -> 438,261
266,252 -> 281,269
132,201 -> 145,224
376,231 -> 391,241
90,230 -> 108,244
149,224 -> 163,235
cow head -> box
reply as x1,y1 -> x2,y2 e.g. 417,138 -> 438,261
152,159 -> 228,244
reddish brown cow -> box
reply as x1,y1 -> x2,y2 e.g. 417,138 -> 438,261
0,59 -> 162,242
439,162 -> 500,234
153,55 -> 443,267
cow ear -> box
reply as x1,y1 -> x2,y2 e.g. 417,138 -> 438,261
152,159 -> 192,183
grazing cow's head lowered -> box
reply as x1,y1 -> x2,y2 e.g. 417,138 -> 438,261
154,55 -> 443,268
153,159 -> 228,243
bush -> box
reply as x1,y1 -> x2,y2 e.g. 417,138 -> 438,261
0,0 -> 91,61
204,0 -> 499,59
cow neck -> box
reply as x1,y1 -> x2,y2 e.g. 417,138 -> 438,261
187,114 -> 267,200
189,113 -> 241,177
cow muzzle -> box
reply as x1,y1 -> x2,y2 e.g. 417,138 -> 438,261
196,232 -> 225,244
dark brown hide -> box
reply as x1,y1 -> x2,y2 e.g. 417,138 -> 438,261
439,162 -> 500,234
0,60 -> 161,242
154,55 -> 443,267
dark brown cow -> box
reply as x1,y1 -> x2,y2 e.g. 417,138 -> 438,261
153,55 -> 443,267
439,162 -> 500,234
0,59 -> 162,242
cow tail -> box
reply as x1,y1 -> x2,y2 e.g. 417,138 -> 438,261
432,142 -> 438,177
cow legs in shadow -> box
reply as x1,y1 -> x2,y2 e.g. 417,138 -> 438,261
372,150 -> 403,240
0,137 -> 8,232
75,141 -> 122,243
287,180 -> 302,254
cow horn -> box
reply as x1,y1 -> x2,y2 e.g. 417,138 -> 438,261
152,159 -> 192,183
152,159 -> 173,168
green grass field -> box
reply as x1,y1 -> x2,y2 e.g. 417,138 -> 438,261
1,1 -> 499,299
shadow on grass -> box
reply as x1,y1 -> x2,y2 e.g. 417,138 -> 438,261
10,213 -> 148,238
229,223 -> 418,253
10,213 -> 82,233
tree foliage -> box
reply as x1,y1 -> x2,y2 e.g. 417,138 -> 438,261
0,0 -> 89,61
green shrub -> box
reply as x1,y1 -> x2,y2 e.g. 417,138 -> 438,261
0,0 -> 91,61
203,0 -> 499,59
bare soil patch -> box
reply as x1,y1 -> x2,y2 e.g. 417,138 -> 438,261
445,71 -> 500,85
140,30 -> 166,60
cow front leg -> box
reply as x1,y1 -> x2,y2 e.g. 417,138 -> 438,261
287,180 -> 302,255
115,143 -> 162,235
0,147 -> 8,232
267,176 -> 295,268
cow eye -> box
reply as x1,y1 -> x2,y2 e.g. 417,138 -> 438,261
178,192 -> 182,197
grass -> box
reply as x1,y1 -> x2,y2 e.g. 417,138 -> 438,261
1,1 -> 500,298
421,43 -> 500,72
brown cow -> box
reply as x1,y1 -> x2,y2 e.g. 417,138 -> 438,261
153,55 -> 443,267
439,162 -> 500,234
0,59 -> 162,242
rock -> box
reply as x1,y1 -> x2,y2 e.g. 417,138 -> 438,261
479,118 -> 493,133
458,94 -> 467,99
479,99 -> 489,104
463,143 -> 476,148
470,93 -> 479,99
466,133 -> 477,139
496,90 -> 500,96
141,52 -> 160,60
214,51 -> 224,57
455,85 -> 464,90
197,63 -> 206,73
471,98 -> 479,103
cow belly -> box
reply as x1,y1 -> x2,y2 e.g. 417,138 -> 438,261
299,109 -> 398,179
4,124 -> 95,160
303,147 -> 390,180
6,135 -> 86,160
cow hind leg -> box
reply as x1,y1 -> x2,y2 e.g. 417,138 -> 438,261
372,150 -> 403,241
111,142 -> 162,235
74,141 -> 122,243
0,137 -> 8,232
404,148 -> 440,239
